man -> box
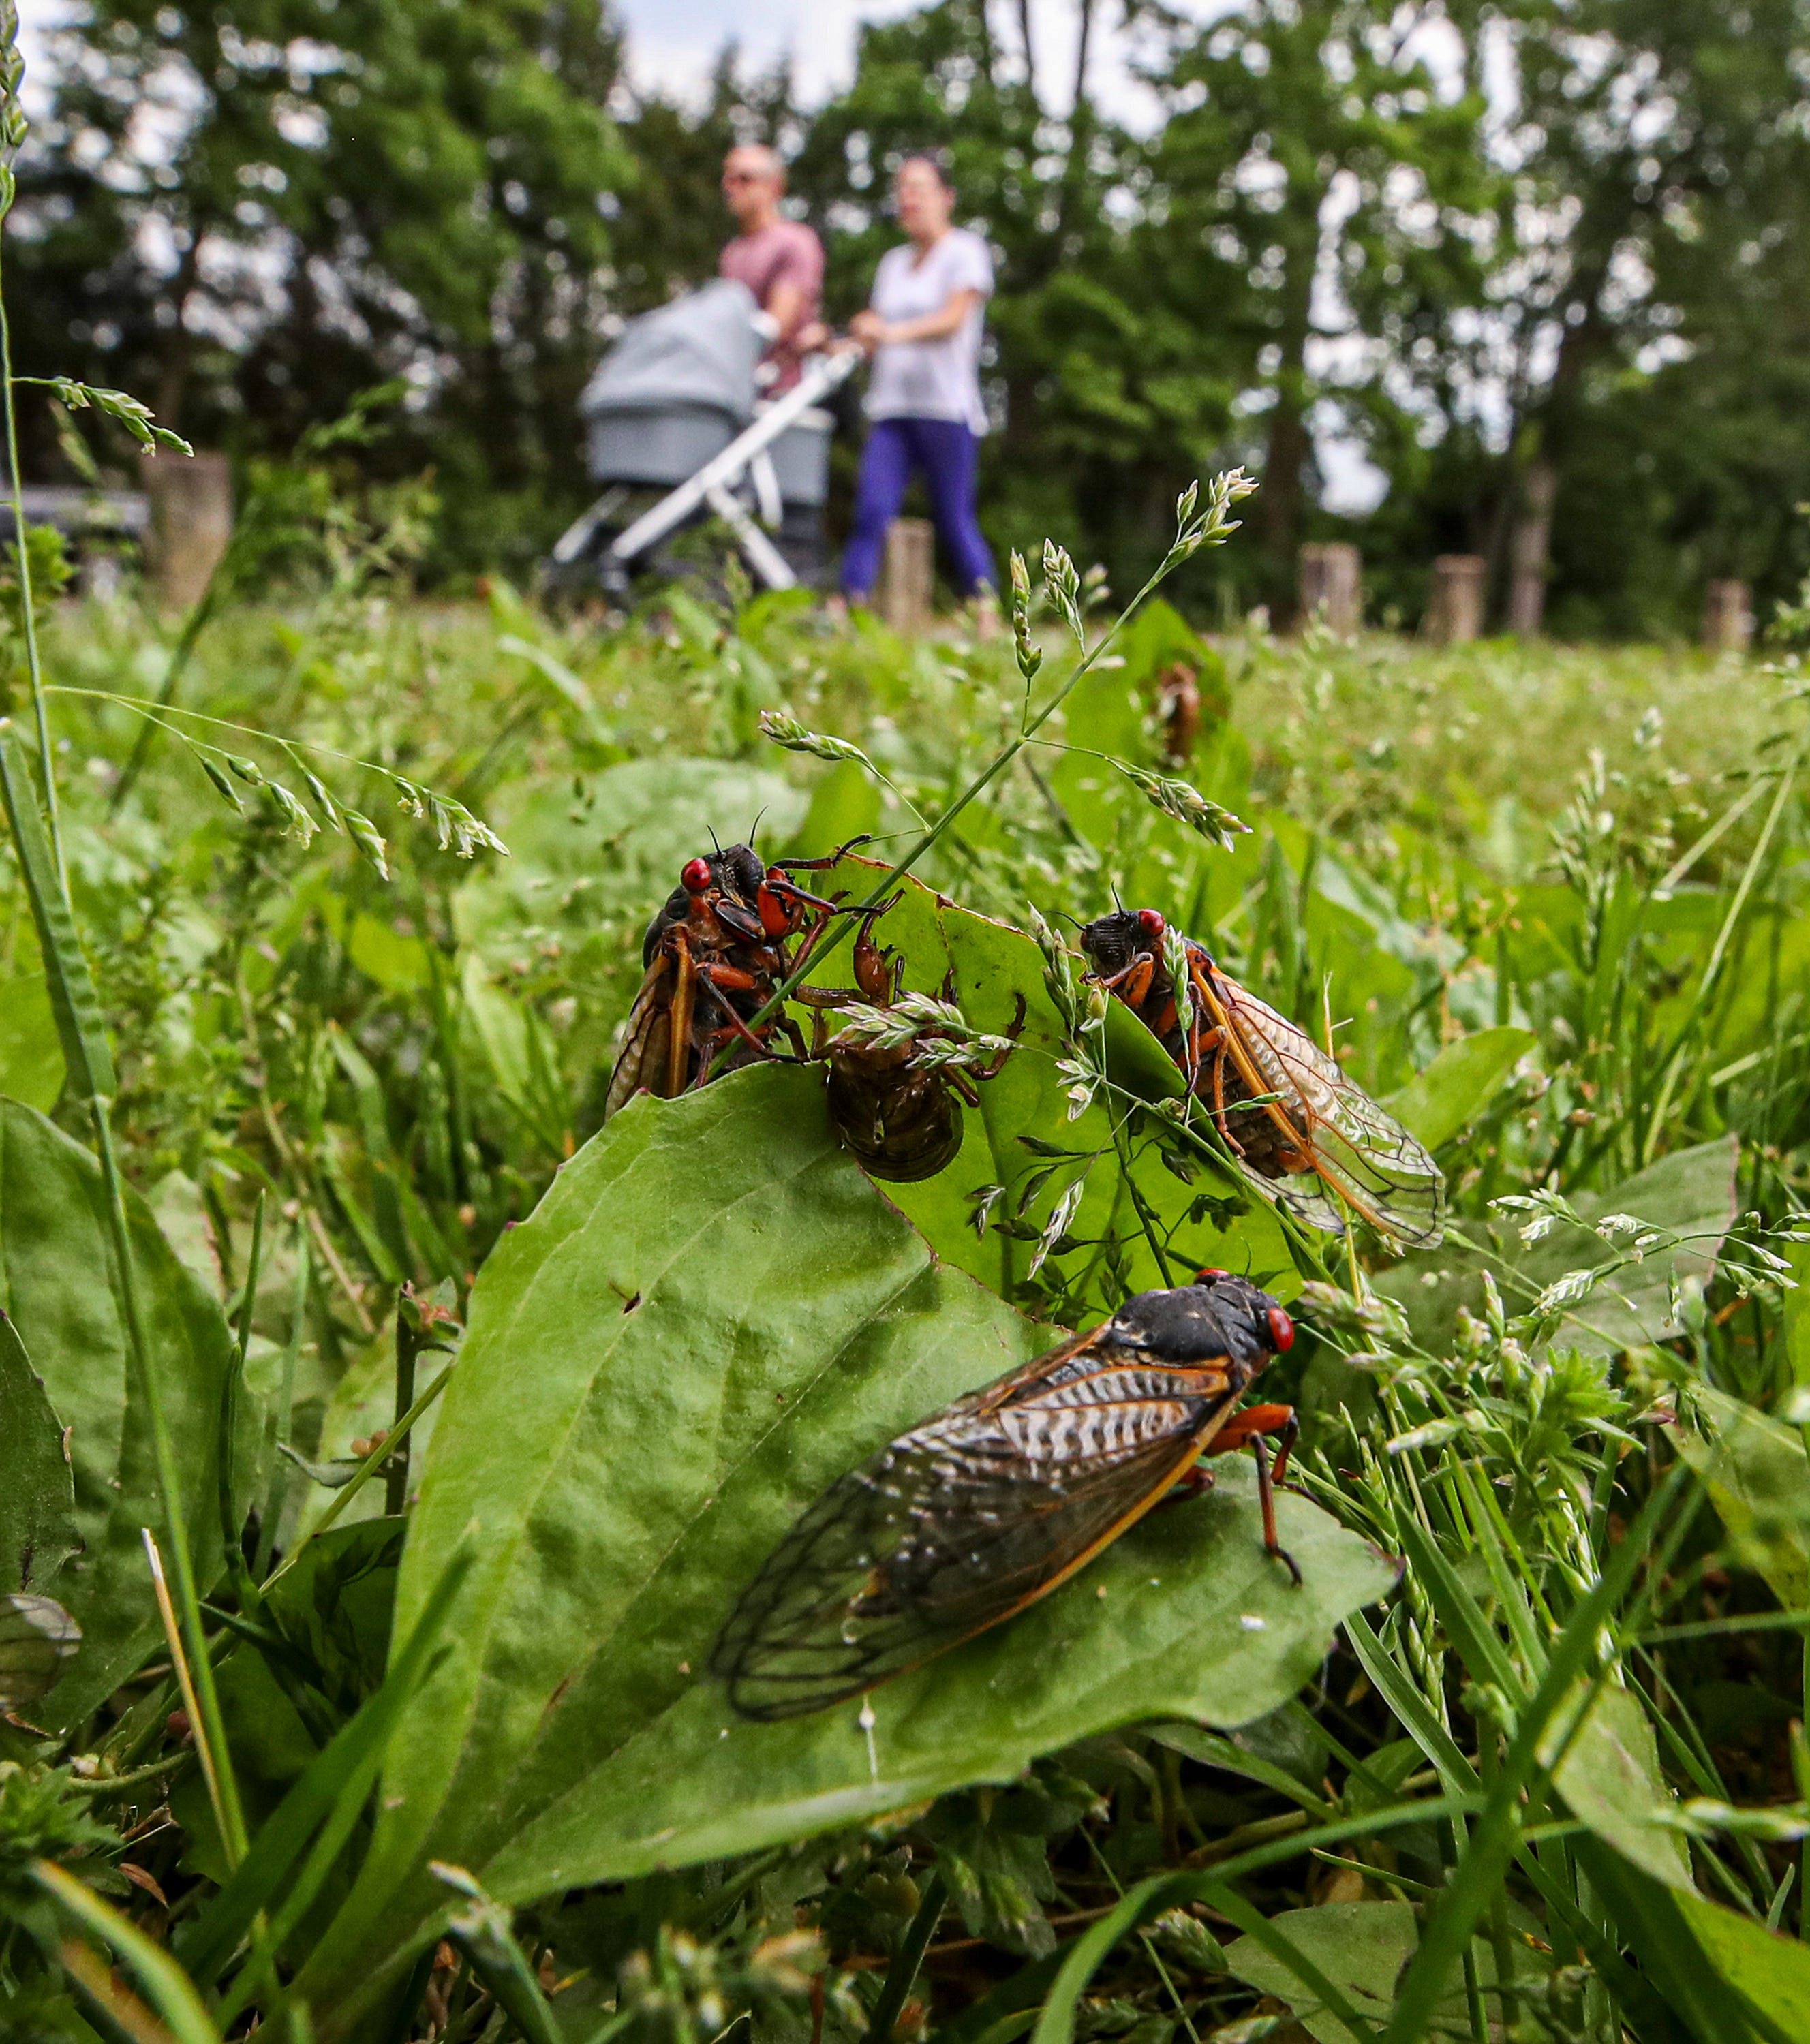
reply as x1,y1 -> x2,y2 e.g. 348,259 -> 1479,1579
718,144 -> 825,393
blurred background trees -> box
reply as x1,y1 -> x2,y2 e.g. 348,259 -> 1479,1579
14,0 -> 1810,632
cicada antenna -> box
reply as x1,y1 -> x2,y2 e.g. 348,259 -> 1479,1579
707,825 -> 723,855
749,804 -> 769,848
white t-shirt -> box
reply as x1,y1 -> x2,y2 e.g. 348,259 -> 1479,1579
864,227 -> 995,435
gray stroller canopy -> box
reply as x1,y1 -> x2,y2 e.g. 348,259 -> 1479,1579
580,279 -> 764,427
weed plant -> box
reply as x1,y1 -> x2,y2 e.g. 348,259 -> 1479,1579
7,52 -> 1810,2044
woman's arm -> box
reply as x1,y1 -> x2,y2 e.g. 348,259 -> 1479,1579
852,286 -> 983,353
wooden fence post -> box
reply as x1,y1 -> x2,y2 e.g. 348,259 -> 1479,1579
1297,542 -> 1362,636
1702,580 -> 1753,653
876,517 -> 934,636
143,450 -> 232,613
1426,555 -> 1486,645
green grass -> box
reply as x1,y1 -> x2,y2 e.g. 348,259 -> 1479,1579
5,515 -> 1810,2044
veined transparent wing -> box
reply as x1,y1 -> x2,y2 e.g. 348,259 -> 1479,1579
710,1342 -> 1242,1721
604,956 -> 674,1120
1212,976 -> 1445,1249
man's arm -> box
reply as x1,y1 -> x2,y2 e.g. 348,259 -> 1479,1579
766,280 -> 810,343
763,231 -> 825,347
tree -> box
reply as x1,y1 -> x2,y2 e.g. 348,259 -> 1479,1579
12,0 -> 631,570
1480,0 -> 1810,630
1141,0 -> 1499,609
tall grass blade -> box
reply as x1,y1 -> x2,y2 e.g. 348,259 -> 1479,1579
1379,1468 -> 1689,2044
177,1540 -> 474,1987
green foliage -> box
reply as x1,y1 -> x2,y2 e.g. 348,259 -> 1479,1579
0,1310 -> 79,1594
296,1063 -> 1387,2009
9,429 -> 1810,2039
0,1098 -> 236,1726
16,0 -> 1810,618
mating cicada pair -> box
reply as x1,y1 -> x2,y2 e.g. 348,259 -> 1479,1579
605,842 -> 1017,1181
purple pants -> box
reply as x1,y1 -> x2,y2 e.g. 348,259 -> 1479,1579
840,416 -> 997,600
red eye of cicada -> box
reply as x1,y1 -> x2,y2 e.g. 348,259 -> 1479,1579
1137,908 -> 1165,938
1266,1307 -> 1295,1353
681,857 -> 713,895
1195,1266 -> 1229,1282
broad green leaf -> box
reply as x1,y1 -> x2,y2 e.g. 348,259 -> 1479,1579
1576,1838 -> 1806,2044
0,1098 -> 235,1725
262,1517 -> 406,1716
1674,1887 -> 1810,2037
0,967 -> 63,1113
1543,1682 -> 1693,1891
784,757 -> 885,861
347,912 -> 430,993
145,1170 -> 225,1297
1384,1026 -> 1535,1151
1379,1134 -> 1739,1355
0,1307 -> 78,1592
301,1065 -> 1391,2011
1671,1384 -> 1810,1607
1224,1900 -> 1543,2044
0,1593 -> 82,1709
794,853 -> 1294,1326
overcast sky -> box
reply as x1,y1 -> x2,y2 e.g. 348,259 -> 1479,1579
613,0 -> 1163,124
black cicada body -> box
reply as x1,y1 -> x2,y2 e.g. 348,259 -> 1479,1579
711,1271 -> 1298,1721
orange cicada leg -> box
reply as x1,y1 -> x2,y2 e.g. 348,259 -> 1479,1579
1095,953 -> 1158,1008
1204,1403 -> 1301,1583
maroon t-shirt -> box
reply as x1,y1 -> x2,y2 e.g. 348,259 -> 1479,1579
720,221 -> 825,391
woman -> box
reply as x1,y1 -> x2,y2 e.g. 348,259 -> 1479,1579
840,155 -> 998,626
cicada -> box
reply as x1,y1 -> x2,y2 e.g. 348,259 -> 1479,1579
1079,909 -> 1444,1248
801,899 -> 1024,1183
604,841 -> 848,1119
711,1271 -> 1298,1722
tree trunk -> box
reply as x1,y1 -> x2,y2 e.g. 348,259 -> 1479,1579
1053,0 -> 1096,247
1017,0 -> 1035,97
1262,228 -> 1318,617
154,234 -> 203,433
1507,459 -> 1556,636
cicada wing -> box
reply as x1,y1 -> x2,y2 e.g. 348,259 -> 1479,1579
604,958 -> 673,1121
711,1348 -> 1236,1721
1215,981 -> 1445,1248
0,1593 -> 80,1709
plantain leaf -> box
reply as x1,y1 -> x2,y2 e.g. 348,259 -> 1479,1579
0,1307 -> 79,1592
1224,1900 -> 1545,2044
1378,1134 -> 1739,1355
299,1064 -> 1392,2019
1384,1026 -> 1535,1152
1670,1384 -> 1810,1609
0,965 -> 63,1113
0,1098 -> 236,1724
0,726 -> 115,1101
1544,1681 -> 1694,1891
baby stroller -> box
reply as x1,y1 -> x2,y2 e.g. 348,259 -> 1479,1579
549,278 -> 856,599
